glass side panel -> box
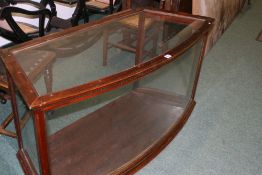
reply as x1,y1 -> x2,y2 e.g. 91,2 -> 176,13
17,95 -> 40,174
46,84 -> 134,135
140,39 -> 203,98
21,112 -> 40,174
45,39 -> 202,174
12,11 -> 204,97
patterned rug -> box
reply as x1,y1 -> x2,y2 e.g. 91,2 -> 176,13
256,30 -> 262,41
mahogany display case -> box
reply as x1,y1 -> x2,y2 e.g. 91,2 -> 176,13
0,9 -> 213,175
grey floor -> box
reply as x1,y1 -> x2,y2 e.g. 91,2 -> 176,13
1,0 -> 262,174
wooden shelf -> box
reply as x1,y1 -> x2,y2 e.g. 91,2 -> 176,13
48,88 -> 194,174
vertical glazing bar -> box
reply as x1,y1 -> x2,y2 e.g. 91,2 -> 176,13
6,71 -> 23,149
191,33 -> 209,99
33,110 -> 50,175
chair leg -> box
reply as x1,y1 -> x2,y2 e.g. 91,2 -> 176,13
0,89 -> 16,138
122,28 -> 132,45
44,64 -> 53,94
83,7 -> 89,23
1,112 -> 13,128
151,26 -> 160,57
0,127 -> 16,138
0,90 -> 9,104
135,31 -> 145,65
0,111 -> 32,138
103,29 -> 109,66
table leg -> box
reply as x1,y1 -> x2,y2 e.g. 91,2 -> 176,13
6,71 -> 23,148
33,110 -> 50,175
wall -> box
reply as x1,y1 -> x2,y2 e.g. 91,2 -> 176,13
193,0 -> 246,50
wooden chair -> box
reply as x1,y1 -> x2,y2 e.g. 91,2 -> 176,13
0,0 -> 52,44
102,1 -> 160,66
156,0 -> 182,52
41,0 -> 87,30
0,0 -> 10,8
128,0 -> 162,9
102,0 -> 183,66
161,0 -> 181,11
85,0 -> 122,22
126,0 -> 181,11
0,50 -> 55,138
49,28 -> 102,58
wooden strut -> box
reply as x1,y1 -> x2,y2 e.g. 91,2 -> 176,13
0,89 -> 15,137
0,111 -> 31,138
0,113 -> 16,138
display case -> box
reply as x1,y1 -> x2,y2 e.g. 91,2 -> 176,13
1,9 -> 213,175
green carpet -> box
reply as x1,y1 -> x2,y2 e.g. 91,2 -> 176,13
137,0 -> 262,174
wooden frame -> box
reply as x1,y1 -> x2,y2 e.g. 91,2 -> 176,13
0,49 -> 55,138
1,9 -> 213,175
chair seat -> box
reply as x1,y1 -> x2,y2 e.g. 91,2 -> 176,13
0,19 -> 38,34
15,50 -> 56,80
85,1 -> 109,10
17,22 -> 38,33
0,50 -> 55,87
119,15 -> 153,29
50,16 -> 73,29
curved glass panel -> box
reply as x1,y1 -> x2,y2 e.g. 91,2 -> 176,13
45,39 -> 202,174
12,11 -> 204,97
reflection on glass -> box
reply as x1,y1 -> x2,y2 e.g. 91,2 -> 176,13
12,12 -> 203,97
45,84 -> 133,135
140,39 -> 202,98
